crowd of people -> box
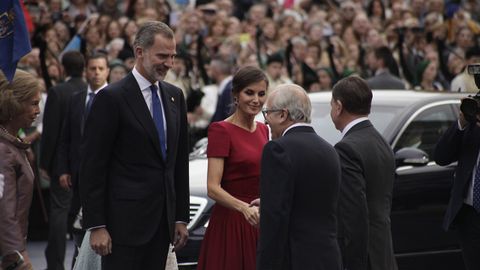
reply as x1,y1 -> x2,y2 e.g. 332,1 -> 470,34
1,0 -> 480,269
16,0 -> 480,145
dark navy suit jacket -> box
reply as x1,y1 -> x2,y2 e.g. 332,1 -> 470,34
79,73 -> 189,246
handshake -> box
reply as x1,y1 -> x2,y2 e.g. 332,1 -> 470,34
240,198 -> 261,227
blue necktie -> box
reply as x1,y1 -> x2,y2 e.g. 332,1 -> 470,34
474,160 -> 480,212
150,84 -> 167,160
85,92 -> 96,118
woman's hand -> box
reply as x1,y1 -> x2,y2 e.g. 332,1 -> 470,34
241,205 -> 260,226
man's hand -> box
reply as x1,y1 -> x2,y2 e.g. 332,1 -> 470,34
90,228 -> 112,256
173,223 -> 189,251
249,198 -> 260,207
59,174 -> 72,190
39,169 -> 50,181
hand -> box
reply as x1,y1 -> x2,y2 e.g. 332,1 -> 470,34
1,251 -> 24,270
249,198 -> 260,207
173,223 -> 189,251
23,131 -> 40,143
20,250 -> 33,270
39,169 -> 50,181
459,111 -> 469,129
241,205 -> 259,226
59,174 -> 72,190
90,228 -> 112,256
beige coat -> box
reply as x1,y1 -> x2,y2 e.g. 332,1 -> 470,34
0,131 -> 34,256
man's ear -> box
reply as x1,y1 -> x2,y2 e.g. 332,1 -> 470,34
135,46 -> 143,58
334,99 -> 343,115
280,108 -> 289,123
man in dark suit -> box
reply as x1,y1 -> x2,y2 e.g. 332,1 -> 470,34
257,84 -> 342,270
79,21 -> 189,270
330,76 -> 397,270
209,57 -> 234,123
366,46 -> 405,90
40,51 -> 87,270
56,53 -> 109,264
434,108 -> 480,270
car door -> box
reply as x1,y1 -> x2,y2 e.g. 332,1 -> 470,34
390,101 -> 464,270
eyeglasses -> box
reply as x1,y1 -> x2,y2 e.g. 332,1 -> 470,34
261,108 -> 283,118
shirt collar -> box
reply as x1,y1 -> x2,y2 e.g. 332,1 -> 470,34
282,123 -> 313,137
132,66 -> 158,91
341,117 -> 369,138
87,82 -> 108,95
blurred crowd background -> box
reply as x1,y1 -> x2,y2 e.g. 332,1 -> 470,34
17,0 -> 480,151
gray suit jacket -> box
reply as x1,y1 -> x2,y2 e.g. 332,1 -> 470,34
335,120 -> 397,270
367,71 -> 405,90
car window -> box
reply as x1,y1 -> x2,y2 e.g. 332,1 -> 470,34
394,103 -> 457,158
311,102 -> 403,145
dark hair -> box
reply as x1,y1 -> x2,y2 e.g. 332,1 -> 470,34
62,51 -> 85,77
332,76 -> 372,115
86,52 -> 109,67
374,46 -> 400,77
266,52 -> 284,65
367,0 -> 386,20
466,46 -> 480,60
231,66 -> 269,95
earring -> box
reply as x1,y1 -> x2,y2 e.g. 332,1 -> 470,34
233,97 -> 238,106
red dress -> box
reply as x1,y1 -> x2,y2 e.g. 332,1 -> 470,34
197,121 -> 269,270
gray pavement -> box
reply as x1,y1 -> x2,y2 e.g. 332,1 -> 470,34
27,240 -> 75,270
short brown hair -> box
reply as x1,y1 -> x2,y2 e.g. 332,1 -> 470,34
133,21 -> 174,52
0,70 -> 41,124
332,76 -> 372,115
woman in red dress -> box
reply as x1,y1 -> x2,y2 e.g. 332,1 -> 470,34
197,66 -> 269,270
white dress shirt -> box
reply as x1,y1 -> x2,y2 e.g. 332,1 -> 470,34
282,123 -> 313,137
85,83 -> 108,106
132,66 -> 168,145
341,117 -> 369,138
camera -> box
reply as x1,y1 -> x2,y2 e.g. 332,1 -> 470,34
460,63 -> 480,123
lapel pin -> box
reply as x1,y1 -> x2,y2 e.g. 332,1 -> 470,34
171,97 -> 175,102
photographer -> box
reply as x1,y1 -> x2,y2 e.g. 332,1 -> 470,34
451,46 -> 480,92
434,64 -> 480,270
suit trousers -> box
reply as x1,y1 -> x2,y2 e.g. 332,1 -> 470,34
45,175 -> 73,270
101,212 -> 170,270
455,204 -> 480,270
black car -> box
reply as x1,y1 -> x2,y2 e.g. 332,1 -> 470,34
178,90 -> 466,270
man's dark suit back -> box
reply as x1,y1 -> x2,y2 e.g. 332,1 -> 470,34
79,73 -> 189,246
40,77 -> 87,175
335,120 -> 396,270
56,91 -> 88,179
258,126 -> 342,270
211,80 -> 233,122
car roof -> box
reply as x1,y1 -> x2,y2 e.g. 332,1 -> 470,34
309,90 -> 467,107
308,90 -> 466,145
